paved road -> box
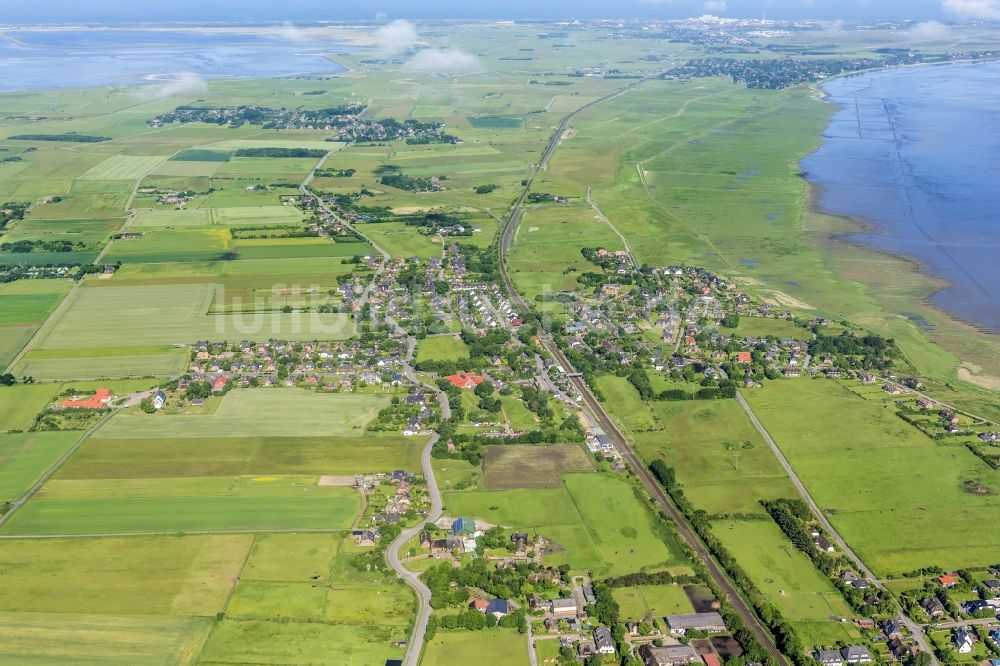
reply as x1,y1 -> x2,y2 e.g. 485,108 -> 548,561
496,76 -> 791,666
384,317 -> 450,666
736,392 -> 939,664
585,186 -> 639,272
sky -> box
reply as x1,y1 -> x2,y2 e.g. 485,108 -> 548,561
4,0 -> 993,24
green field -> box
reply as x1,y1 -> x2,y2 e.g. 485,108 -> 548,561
415,335 -> 470,363
0,612 -> 212,666
0,431 -> 79,502
0,280 -> 71,369
78,155 -> 164,180
713,519 -> 854,623
482,444 -> 594,489
422,629 -> 528,666
613,584 -> 696,620
0,383 -> 58,431
745,380 -> 1000,574
57,432 -> 425,479
0,534 -> 251,614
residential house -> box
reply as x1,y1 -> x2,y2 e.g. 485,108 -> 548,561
938,573 -> 959,588
702,654 -> 722,666
881,619 -> 902,640
953,627 -> 976,653
920,596 -> 945,619
638,644 -> 699,666
550,598 -> 577,617
485,599 -> 509,618
593,626 -> 615,655
841,645 -> 872,664
665,612 -> 726,636
888,639 -> 916,662
452,516 -> 476,536
151,390 -> 167,410
813,650 -> 845,666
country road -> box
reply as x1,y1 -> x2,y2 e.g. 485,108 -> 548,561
736,392 -> 940,665
384,317 -> 449,666
496,74 -> 791,666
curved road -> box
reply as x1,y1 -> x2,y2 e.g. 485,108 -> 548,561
384,319 -> 450,666
496,77 -> 790,666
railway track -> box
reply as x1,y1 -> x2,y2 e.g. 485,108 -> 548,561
495,82 -> 791,666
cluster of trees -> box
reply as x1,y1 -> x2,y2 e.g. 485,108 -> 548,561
421,558 -> 545,622
314,167 -> 355,177
8,133 -> 110,142
809,332 -> 899,370
0,201 -> 28,232
380,172 -> 445,192
649,459 -> 808,666
1,239 -> 88,254
475,183 -> 500,194
604,570 -> 699,588
233,148 -> 327,158
526,192 -> 563,203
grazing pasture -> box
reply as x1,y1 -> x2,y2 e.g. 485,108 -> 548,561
482,444 -> 594,489
105,227 -> 233,263
613,584 -> 696,620
414,335 -> 470,363
745,380 -> 1000,574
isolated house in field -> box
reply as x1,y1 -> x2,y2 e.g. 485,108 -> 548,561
151,390 -> 167,410
59,388 -> 113,409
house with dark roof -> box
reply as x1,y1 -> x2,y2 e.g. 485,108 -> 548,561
638,644 -> 699,666
452,516 -> 476,536
841,645 -> 872,664
593,626 -> 615,655
813,649 -> 844,666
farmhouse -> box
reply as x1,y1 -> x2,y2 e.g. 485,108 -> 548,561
665,612 -> 726,636
58,388 -> 113,409
151,390 -> 166,410
638,643 -> 699,666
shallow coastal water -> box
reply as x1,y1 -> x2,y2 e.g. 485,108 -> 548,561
802,60 -> 1000,333
0,28 -> 345,92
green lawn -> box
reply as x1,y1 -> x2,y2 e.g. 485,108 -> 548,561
415,335 -> 470,363
613,584 -> 695,620
422,629 -> 529,666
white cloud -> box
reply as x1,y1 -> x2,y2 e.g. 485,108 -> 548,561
909,20 -> 950,38
374,19 -> 419,55
704,0 -> 727,10
405,48 -> 480,73
943,0 -> 1000,20
137,72 -> 207,100
274,21 -> 307,43
375,11 -> 388,21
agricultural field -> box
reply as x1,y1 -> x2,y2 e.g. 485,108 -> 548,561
96,389 -> 390,439
482,444 -> 594,489
744,380 -> 1000,574
0,279 -> 71,369
0,383 -> 59,431
0,431 -> 79,502
78,155 -> 164,180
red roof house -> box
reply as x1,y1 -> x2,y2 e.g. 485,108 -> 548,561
470,599 -> 490,612
212,376 -> 229,392
59,388 -> 113,410
735,351 -> 753,364
444,372 -> 484,390
703,654 -> 722,666
938,573 -> 959,588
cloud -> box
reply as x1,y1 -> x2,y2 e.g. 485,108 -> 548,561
405,48 -> 480,73
909,20 -> 950,38
943,0 -> 1000,20
375,11 -> 388,21
374,19 -> 419,55
704,0 -> 727,10
137,72 -> 207,100
274,21 -> 308,43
